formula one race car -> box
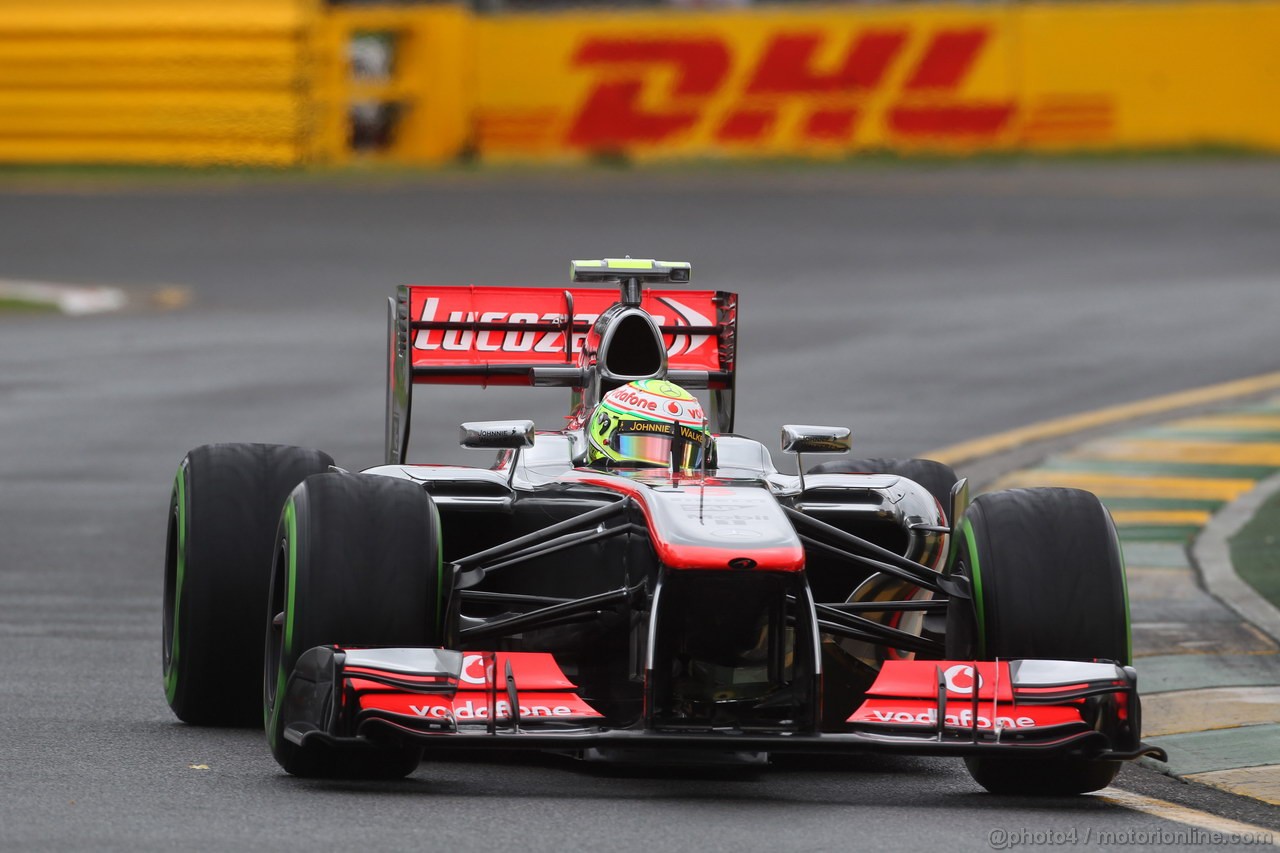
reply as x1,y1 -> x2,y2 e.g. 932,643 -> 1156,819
162,258 -> 1165,794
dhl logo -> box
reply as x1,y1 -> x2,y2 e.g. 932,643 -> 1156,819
565,28 -> 1017,148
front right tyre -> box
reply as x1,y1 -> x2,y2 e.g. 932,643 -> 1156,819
263,472 -> 447,778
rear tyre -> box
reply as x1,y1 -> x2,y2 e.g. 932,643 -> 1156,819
163,443 -> 334,726
946,487 -> 1130,795
263,472 -> 447,778
809,457 -> 958,520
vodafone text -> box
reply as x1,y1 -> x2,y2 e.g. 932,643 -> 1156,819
611,388 -> 663,412
409,700 -> 576,719
869,709 -> 1037,729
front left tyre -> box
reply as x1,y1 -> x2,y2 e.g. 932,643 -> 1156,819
945,487 -> 1131,795
163,443 -> 334,726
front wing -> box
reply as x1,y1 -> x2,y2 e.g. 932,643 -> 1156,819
277,646 -> 1167,763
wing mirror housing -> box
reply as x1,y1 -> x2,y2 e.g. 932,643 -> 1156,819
780,425 -> 851,455
459,420 -> 535,450
781,425 -> 850,492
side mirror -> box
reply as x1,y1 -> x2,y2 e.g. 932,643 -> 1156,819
780,424 -> 851,455
459,420 -> 535,450
780,425 -> 850,493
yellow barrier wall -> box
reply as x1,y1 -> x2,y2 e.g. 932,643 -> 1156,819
1018,3 -> 1280,150
3,2 -> 1278,166
0,0 -> 319,166
471,2 -> 1280,160
314,6 -> 469,165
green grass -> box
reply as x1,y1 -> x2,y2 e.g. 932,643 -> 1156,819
0,297 -> 57,314
1228,488 -> 1280,610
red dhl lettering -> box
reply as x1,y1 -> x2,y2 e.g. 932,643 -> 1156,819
746,30 -> 906,95
566,28 -> 1018,148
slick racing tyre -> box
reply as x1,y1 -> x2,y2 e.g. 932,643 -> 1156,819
809,458 -> 958,522
163,443 -> 334,726
945,488 -> 1131,795
264,472 -> 447,778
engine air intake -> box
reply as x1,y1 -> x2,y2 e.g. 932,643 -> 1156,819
599,309 -> 666,382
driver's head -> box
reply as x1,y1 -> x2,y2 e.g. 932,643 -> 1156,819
587,380 -> 712,472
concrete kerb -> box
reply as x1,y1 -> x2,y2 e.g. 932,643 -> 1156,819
1194,469 -> 1280,645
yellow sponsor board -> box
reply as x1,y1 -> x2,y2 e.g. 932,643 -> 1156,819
3,1 -> 1280,165
474,7 -> 1022,158
1017,3 -> 1280,150
471,2 -> 1280,160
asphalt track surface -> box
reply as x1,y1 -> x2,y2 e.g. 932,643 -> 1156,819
3,161 -> 1280,850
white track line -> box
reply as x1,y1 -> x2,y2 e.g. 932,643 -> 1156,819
1099,787 -> 1278,845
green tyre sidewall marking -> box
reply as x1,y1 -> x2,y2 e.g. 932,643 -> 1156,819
1106,509 -> 1134,666
285,498 -> 298,660
267,498 -> 298,749
433,500 -> 444,628
960,516 -> 986,659
164,464 -> 187,704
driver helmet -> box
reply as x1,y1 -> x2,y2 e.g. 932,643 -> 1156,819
587,379 -> 713,472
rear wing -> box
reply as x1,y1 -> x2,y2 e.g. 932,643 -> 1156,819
386,285 -> 738,464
